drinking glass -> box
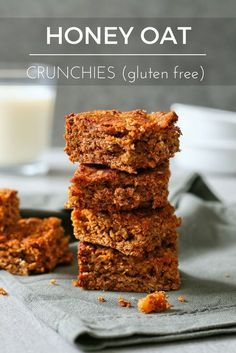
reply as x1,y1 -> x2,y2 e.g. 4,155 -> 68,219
0,63 -> 56,175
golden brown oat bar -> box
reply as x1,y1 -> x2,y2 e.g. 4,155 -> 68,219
0,217 -> 73,275
65,110 -> 180,173
72,203 -> 180,256
78,242 -> 180,292
67,161 -> 170,212
0,189 -> 20,231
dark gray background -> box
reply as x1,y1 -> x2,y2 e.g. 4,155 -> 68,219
1,0 -> 235,146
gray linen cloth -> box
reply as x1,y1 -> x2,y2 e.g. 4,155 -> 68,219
1,173 -> 236,351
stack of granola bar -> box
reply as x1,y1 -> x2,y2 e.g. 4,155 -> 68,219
65,109 -> 181,292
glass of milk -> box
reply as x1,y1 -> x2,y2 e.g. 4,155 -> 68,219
0,64 -> 56,175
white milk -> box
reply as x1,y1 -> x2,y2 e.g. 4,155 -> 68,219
0,86 -> 55,166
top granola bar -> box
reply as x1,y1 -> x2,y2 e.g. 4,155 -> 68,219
65,109 -> 180,173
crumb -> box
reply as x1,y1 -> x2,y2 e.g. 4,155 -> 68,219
49,279 -> 57,285
0,287 -> 8,296
118,296 -> 132,308
97,296 -> 106,302
225,273 -> 230,278
72,279 -> 78,287
138,291 -> 172,314
177,295 -> 186,303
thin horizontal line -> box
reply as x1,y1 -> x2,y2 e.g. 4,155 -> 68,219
29,53 -> 207,57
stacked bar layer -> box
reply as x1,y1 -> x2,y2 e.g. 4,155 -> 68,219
65,109 -> 180,173
78,242 -> 180,292
71,203 -> 180,256
66,161 -> 170,212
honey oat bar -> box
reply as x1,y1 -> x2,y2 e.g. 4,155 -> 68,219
0,217 -> 72,275
67,161 -> 170,212
65,110 -> 180,173
72,203 -> 180,256
0,189 -> 20,231
78,242 -> 180,292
